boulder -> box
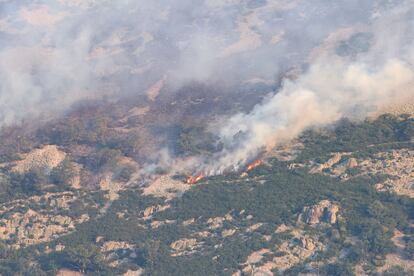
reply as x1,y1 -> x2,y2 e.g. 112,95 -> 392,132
310,153 -> 342,173
345,158 -> 358,169
170,238 -> 197,252
298,200 -> 339,225
222,229 -> 237,238
299,237 -> 315,251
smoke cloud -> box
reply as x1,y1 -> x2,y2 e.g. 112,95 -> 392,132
0,0 -> 413,174
208,59 -> 413,172
0,0 -> 389,127
203,1 -> 414,172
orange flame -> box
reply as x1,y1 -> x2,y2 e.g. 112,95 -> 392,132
246,160 -> 263,172
187,174 -> 204,184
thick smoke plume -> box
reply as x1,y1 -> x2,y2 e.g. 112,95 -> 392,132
208,59 -> 413,172
0,0 -> 413,175
0,0 -> 395,127
201,1 -> 414,173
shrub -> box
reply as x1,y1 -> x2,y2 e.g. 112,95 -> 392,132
50,159 -> 78,187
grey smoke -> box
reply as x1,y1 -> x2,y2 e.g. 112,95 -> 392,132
204,1 -> 414,172
0,0 -> 385,126
0,0 -> 413,173
209,58 -> 413,172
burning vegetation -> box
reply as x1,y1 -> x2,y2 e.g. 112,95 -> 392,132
186,160 -> 264,184
186,174 -> 204,185
240,159 -> 264,178
246,160 -> 264,172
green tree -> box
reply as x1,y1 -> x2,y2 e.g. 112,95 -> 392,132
50,158 -> 77,187
10,168 -> 47,195
62,244 -> 105,273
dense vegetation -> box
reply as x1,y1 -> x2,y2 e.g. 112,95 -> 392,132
0,114 -> 412,275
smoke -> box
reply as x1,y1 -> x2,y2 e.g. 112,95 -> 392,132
207,58 -> 413,172
0,0 -> 387,127
202,1 -> 414,172
0,31 -> 94,125
1,0 -> 413,175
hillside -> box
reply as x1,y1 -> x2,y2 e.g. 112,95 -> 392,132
1,1 -> 413,275
0,96 -> 412,275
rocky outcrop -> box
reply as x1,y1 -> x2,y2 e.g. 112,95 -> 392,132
182,218 -> 195,226
222,229 -> 237,238
360,149 -> 414,198
311,149 -> 414,198
206,213 -> 234,230
308,152 -> 359,180
170,238 -> 202,256
298,200 -> 340,225
0,208 -> 89,248
102,241 -> 133,252
150,219 -> 175,229
142,204 -> 170,220
330,157 -> 359,178
246,223 -> 263,233
171,238 -> 197,251
207,216 -> 225,229
99,175 -> 121,201
98,240 -> 143,270
299,236 -> 316,251
245,249 -> 271,265
56,269 -> 82,276
142,175 -> 190,200
12,145 -> 66,174
241,230 -> 322,275
344,158 -> 358,169
309,153 -> 343,174
123,268 -> 144,276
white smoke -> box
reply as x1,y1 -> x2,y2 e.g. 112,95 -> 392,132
0,0 -> 388,127
201,2 -> 414,172
0,30 -> 95,125
208,58 -> 413,172
1,0 -> 413,176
